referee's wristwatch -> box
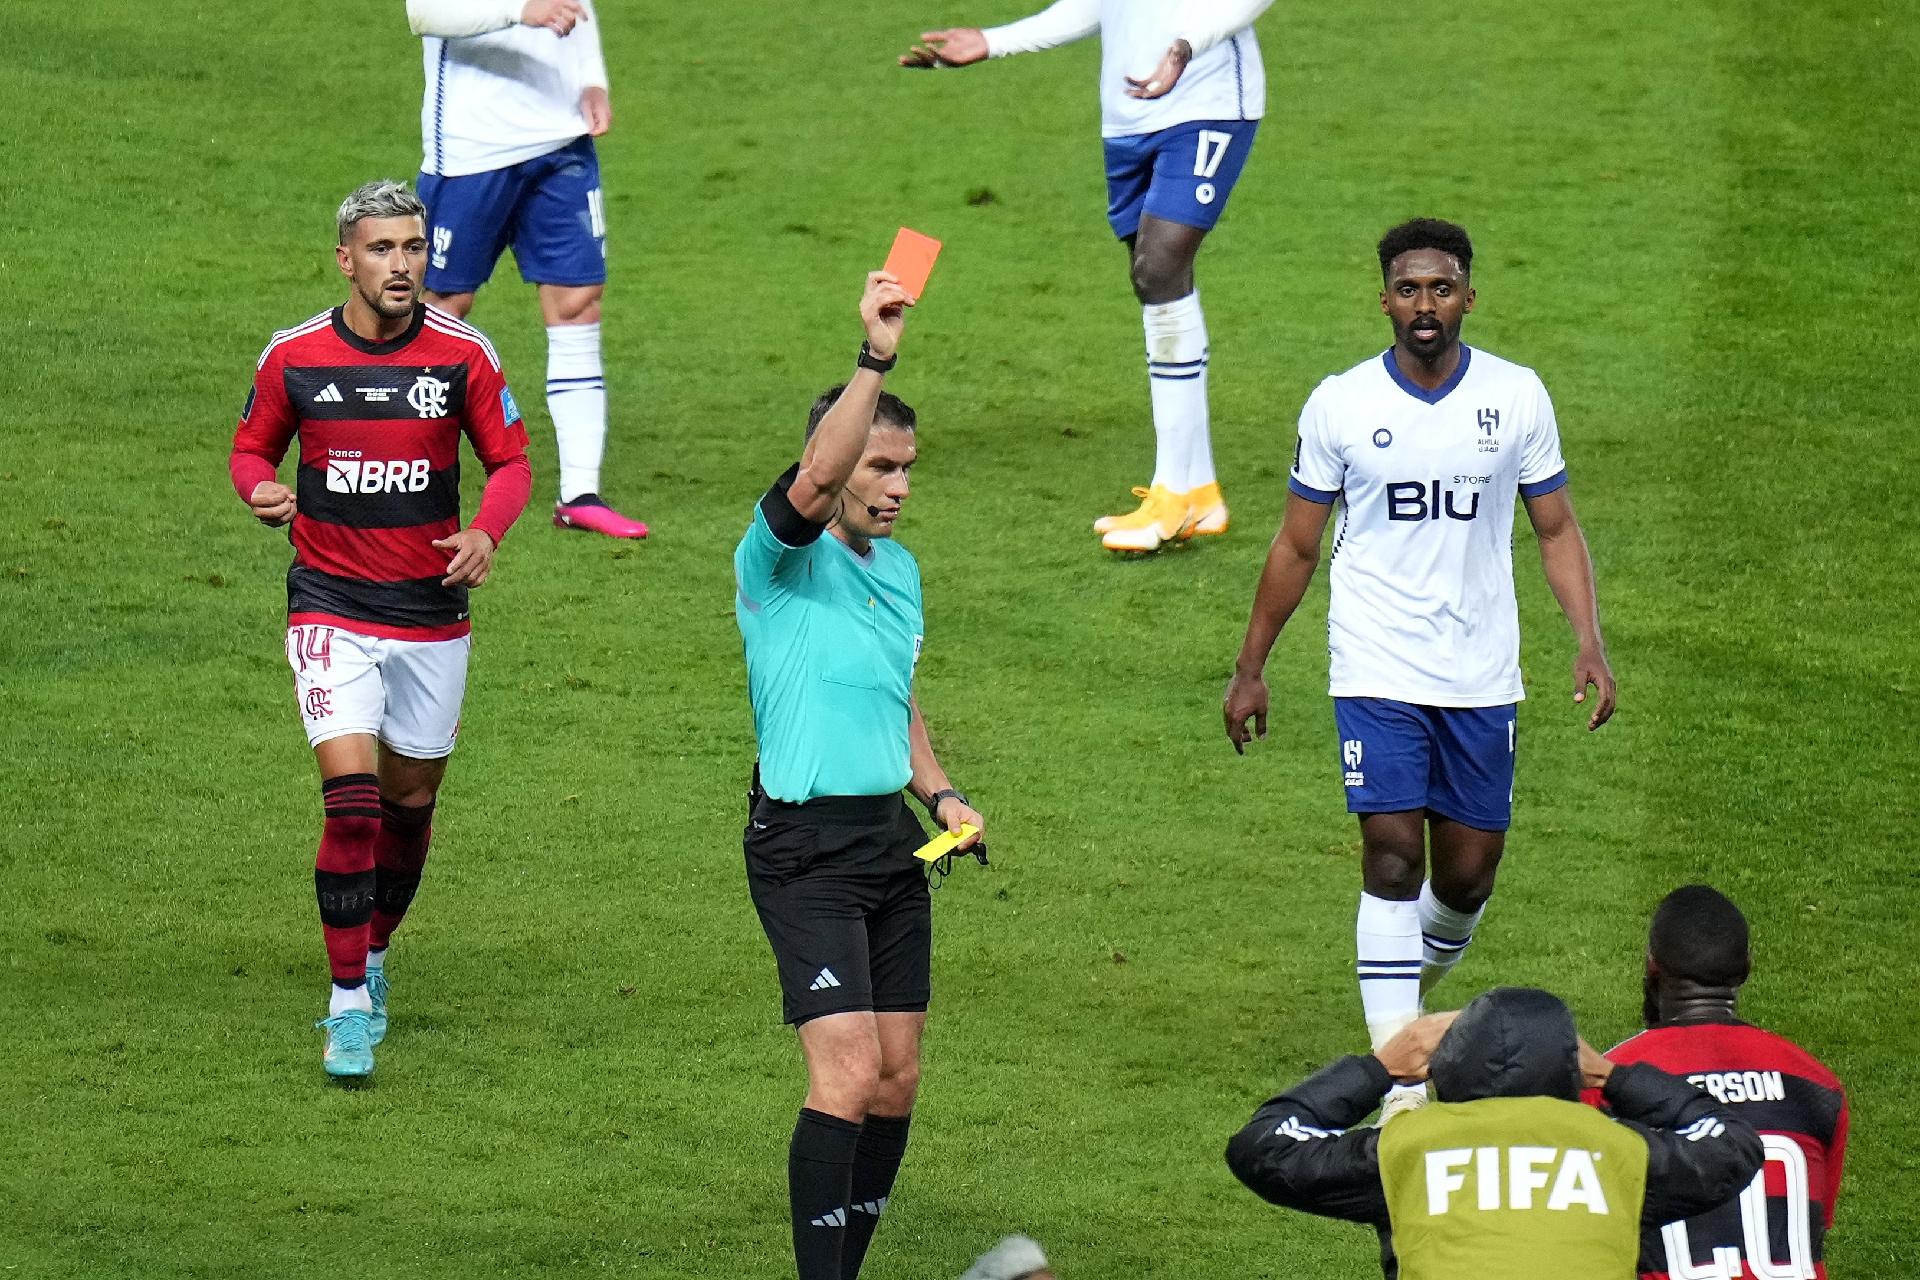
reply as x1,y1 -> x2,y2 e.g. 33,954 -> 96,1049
858,341 -> 897,374
923,787 -> 967,821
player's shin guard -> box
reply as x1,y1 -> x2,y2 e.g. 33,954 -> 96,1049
1356,892 -> 1423,1052
547,322 -> 607,503
370,798 -> 434,950
840,1112 -> 910,1280
1143,293 -> 1213,493
789,1108 -> 860,1280
316,774 -> 381,987
1417,880 -> 1486,997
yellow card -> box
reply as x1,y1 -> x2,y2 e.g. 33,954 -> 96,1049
913,823 -> 980,862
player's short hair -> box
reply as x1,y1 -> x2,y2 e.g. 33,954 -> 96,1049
804,384 -> 917,442
1649,884 -> 1752,989
1377,217 -> 1474,279
336,179 -> 427,245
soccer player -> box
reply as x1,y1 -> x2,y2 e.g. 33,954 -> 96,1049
229,180 -> 532,1079
404,0 -> 649,538
1223,218 -> 1618,1120
900,0 -> 1275,552
1594,885 -> 1849,1279
1227,989 -> 1764,1278
734,270 -> 986,1280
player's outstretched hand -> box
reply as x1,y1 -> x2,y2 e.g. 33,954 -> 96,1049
1125,38 -> 1193,99
434,528 -> 497,587
860,271 -> 913,361
1223,668 -> 1270,754
1375,1011 -> 1460,1082
520,0 -> 585,36
580,86 -> 611,136
934,794 -> 985,853
1573,646 -> 1616,731
248,480 -> 296,527
900,28 -> 988,69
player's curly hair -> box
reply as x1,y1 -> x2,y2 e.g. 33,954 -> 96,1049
1649,884 -> 1752,989
337,179 -> 427,245
1377,218 -> 1474,279
805,385 -> 917,442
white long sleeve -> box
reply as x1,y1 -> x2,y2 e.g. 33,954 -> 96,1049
1175,0 -> 1276,58
572,0 -> 608,87
982,0 -> 1101,57
406,0 -> 524,38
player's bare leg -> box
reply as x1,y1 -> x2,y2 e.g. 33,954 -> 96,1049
843,1011 -> 923,1279
312,733 -> 383,1078
788,1012 -> 880,1278
1356,810 -> 1428,1120
421,288 -> 476,319
540,282 -> 648,539
364,746 -> 451,1045
1100,215 -> 1227,550
1421,817 -> 1506,999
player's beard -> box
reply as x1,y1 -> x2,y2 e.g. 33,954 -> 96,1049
362,278 -> 417,319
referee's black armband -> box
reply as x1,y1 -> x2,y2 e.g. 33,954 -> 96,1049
760,464 -> 827,548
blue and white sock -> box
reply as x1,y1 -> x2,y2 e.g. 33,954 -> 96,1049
1143,293 -> 1211,492
1418,880 -> 1486,995
1357,892 -> 1423,1051
546,322 -> 606,503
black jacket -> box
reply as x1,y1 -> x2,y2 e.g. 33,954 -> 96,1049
1225,988 -> 1765,1277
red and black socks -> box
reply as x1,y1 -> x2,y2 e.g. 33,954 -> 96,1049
370,798 -> 435,952
316,773 -> 380,997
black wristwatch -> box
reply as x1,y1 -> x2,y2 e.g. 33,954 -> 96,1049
923,787 -> 966,820
857,341 -> 898,374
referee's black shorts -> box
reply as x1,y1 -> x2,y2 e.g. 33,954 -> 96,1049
743,790 -> 933,1026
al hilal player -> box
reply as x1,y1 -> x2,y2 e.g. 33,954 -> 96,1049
901,0 -> 1275,552
1224,218 -> 1618,1120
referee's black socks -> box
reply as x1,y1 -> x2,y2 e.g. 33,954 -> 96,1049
841,1112 -> 912,1280
789,1108 -> 861,1280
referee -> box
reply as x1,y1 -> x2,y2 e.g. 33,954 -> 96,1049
733,268 -> 985,1280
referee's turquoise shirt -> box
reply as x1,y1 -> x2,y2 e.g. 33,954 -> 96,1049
734,470 -> 924,803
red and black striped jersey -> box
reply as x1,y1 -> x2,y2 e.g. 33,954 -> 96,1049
230,304 -> 530,640
1600,1021 -> 1847,1280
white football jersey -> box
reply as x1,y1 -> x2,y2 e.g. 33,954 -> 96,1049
984,0 -> 1267,138
1289,345 -> 1569,708
419,2 -> 609,177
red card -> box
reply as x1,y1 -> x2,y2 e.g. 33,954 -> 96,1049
883,227 -> 942,302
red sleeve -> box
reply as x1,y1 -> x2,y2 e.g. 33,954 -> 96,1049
229,346 -> 299,499
460,346 -> 532,467
472,454 -> 532,545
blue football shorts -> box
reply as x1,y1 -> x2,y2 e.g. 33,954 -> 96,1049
1102,118 -> 1259,239
1333,698 -> 1518,832
417,137 -> 607,294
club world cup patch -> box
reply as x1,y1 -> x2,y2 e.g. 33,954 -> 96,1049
500,386 -> 521,426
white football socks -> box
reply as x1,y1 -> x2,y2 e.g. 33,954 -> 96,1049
546,321 -> 607,503
1417,881 -> 1486,996
1356,892 -> 1423,1052
365,946 -> 387,973
1143,293 -> 1213,493
329,982 -> 372,1016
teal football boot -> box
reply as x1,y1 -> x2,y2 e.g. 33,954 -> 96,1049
316,1009 -> 375,1079
366,967 -> 389,1046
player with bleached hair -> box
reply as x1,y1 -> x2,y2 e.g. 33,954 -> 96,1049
404,0 -> 649,538
900,0 -> 1275,553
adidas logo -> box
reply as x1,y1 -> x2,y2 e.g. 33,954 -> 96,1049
808,968 -> 842,992
809,1208 -> 846,1228
313,383 -> 344,403
852,1197 -> 887,1217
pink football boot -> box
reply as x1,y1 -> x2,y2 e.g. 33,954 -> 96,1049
553,494 -> 649,539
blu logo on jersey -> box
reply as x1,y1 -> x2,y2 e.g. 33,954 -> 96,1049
1388,481 -> 1481,522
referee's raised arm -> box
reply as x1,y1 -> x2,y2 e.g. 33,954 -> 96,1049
786,271 -> 913,523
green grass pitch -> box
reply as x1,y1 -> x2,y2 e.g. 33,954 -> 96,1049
2,0 -> 1916,1275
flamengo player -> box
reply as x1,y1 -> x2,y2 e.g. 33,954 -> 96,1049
229,180 -> 532,1079
1594,885 -> 1848,1279
404,0 -> 648,538
901,0 -> 1275,553
1224,219 -> 1617,1121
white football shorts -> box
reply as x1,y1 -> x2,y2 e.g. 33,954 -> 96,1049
285,624 -> 470,759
